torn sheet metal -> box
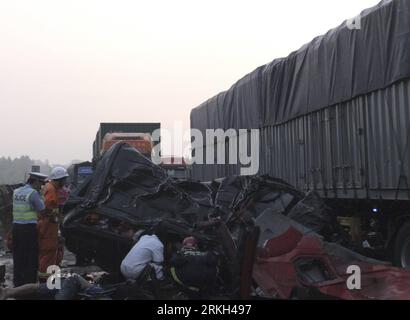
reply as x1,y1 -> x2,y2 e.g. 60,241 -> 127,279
63,143 -> 384,299
253,212 -> 410,300
61,143 -> 313,277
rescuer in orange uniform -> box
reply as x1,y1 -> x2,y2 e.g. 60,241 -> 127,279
38,166 -> 69,280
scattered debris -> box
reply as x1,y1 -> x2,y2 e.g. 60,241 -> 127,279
253,213 -> 410,300
4,142 -> 410,299
61,143 -> 315,298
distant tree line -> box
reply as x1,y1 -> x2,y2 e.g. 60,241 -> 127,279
0,156 -> 52,185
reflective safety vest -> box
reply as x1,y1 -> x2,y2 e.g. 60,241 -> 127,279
12,185 -> 38,223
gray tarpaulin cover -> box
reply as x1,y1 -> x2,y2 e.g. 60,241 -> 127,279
67,143 -> 329,231
190,0 -> 410,131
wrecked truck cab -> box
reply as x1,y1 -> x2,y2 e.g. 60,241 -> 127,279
61,142 -> 340,299
60,142 -> 221,273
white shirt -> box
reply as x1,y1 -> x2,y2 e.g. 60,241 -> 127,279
120,235 -> 164,280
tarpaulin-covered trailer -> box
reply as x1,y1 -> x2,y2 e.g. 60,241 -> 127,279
190,0 -> 410,266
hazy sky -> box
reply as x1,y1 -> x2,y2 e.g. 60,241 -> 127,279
0,0 -> 380,164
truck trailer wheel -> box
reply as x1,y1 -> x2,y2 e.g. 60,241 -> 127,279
394,222 -> 410,268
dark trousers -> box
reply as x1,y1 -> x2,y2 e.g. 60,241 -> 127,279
12,223 -> 39,287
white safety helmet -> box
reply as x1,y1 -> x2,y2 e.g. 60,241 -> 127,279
49,166 -> 69,181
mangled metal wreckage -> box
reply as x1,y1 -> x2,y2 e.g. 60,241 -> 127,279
62,143 -> 410,300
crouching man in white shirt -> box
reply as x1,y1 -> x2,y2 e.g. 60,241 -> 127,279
120,228 -> 165,281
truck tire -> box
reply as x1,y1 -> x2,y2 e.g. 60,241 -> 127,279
394,222 -> 410,268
